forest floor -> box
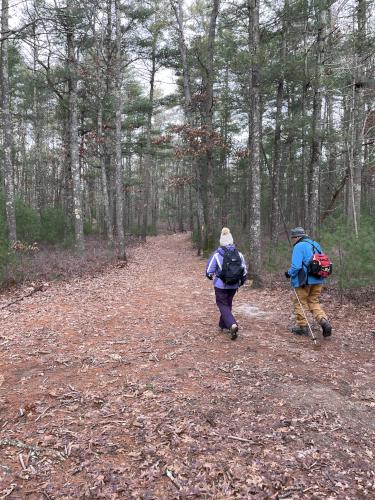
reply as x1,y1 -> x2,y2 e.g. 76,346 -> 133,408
0,233 -> 374,499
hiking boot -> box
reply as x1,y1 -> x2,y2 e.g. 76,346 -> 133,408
291,326 -> 309,336
218,327 -> 228,333
320,319 -> 332,337
230,324 -> 238,340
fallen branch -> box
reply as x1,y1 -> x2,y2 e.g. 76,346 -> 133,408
1,285 -> 44,310
227,435 -> 252,443
35,406 -> 52,422
0,438 -> 39,453
0,483 -> 17,499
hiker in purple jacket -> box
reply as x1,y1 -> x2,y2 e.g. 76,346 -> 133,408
206,228 -> 247,340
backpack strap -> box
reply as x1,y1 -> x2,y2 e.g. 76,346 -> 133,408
296,239 -> 315,273
214,252 -> 222,271
295,237 -> 319,252
304,239 -> 320,253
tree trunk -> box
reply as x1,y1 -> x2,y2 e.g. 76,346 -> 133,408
348,0 -> 367,232
247,0 -> 262,287
270,22 -> 286,247
141,43 -> 156,242
1,0 -> 17,242
307,4 -> 327,236
200,0 -> 220,252
32,25 -> 46,214
98,99 -> 114,243
66,4 -> 84,252
114,0 -> 126,260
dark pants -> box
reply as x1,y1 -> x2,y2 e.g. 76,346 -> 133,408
215,287 -> 237,329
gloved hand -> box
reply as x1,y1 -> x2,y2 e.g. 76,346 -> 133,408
285,271 -> 291,279
240,275 -> 247,286
206,273 -> 213,280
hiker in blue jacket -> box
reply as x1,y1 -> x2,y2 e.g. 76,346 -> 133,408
285,227 -> 332,337
206,227 -> 247,340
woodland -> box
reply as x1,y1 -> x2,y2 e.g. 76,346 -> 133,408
0,0 -> 374,289
1,2 -> 375,497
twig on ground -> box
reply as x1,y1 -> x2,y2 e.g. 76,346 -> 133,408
0,483 -> 17,499
1,285 -> 44,310
227,435 -> 252,443
35,406 -> 51,422
165,469 -> 180,489
18,453 -> 27,470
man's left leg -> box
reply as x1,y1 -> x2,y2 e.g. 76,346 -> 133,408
292,286 -> 310,335
307,284 -> 332,337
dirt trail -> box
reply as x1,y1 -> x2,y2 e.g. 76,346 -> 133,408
0,234 -> 374,498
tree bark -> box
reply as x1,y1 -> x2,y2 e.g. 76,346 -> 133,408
66,2 -> 84,252
1,0 -> 17,242
114,0 -> 126,260
247,0 -> 262,287
307,3 -> 327,236
270,18 -> 286,247
201,0 -> 220,251
32,24 -> 45,213
141,40 -> 156,242
348,0 -> 367,231
98,99 -> 114,243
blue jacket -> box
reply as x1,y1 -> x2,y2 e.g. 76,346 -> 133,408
206,245 -> 247,289
288,237 -> 325,288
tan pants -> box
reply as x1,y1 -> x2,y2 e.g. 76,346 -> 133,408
293,285 -> 327,326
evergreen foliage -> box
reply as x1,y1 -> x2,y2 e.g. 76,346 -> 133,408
15,199 -> 41,243
320,214 -> 375,289
40,207 -> 67,244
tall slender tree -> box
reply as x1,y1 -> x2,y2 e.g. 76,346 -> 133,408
1,0 -> 17,242
114,0 -> 126,260
247,0 -> 262,286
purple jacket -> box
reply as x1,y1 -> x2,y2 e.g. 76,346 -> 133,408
206,245 -> 247,289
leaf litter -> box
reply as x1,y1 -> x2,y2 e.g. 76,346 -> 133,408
0,233 -> 374,498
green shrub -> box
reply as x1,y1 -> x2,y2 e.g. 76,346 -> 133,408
147,224 -> 158,236
265,240 -> 291,272
40,207 -> 66,244
320,214 -> 375,289
0,194 -> 14,284
128,224 -> 158,237
15,199 -> 41,243
84,220 -> 93,235
0,215 -> 9,282
62,233 -> 75,249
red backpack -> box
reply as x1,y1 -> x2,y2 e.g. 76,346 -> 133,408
306,242 -> 333,278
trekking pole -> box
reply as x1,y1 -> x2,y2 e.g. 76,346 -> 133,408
293,289 -> 318,345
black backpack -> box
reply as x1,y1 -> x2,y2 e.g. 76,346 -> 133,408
218,248 -> 244,285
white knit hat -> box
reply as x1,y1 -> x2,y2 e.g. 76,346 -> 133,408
220,227 -> 234,246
